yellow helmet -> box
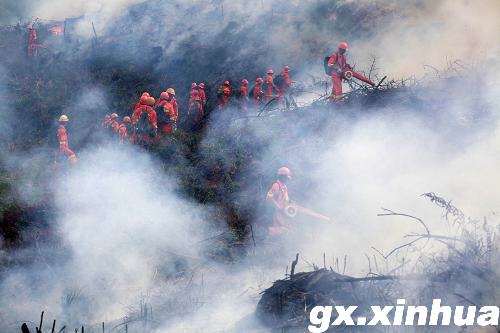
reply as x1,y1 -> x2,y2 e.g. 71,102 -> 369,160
166,88 -> 176,96
59,115 -> 69,122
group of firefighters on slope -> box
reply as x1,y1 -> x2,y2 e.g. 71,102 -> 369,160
55,42 -> 358,235
101,88 -> 179,145
97,64 -> 296,146
55,41 -> 359,164
215,64 -> 295,112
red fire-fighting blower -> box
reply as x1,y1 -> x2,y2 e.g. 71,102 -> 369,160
323,56 -> 377,87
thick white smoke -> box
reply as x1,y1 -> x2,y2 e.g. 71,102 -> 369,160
1,0 -> 499,332
0,143 -> 217,330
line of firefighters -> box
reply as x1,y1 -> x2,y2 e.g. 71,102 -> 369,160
98,64 -> 295,145
55,41 -> 372,165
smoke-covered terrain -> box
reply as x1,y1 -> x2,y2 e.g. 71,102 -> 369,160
0,0 -> 499,332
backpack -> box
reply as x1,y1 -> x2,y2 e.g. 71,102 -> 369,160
155,104 -> 168,125
48,122 -> 59,148
261,80 -> 269,93
216,85 -> 225,97
136,108 -> 151,135
324,56 -> 332,75
274,74 -> 285,88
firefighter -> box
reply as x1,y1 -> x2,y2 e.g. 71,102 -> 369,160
278,65 -> 294,103
132,95 -> 150,123
164,98 -> 178,134
110,113 -> 120,134
188,88 -> 204,121
102,114 -> 111,129
264,69 -> 278,102
188,83 -> 199,116
119,116 -> 132,143
166,88 -> 179,121
217,81 -> 231,110
27,23 -> 37,57
240,79 -> 249,112
198,83 -> 207,110
118,116 -> 131,144
155,91 -> 168,108
135,92 -> 150,110
157,91 -> 177,136
133,97 -> 157,144
266,167 -> 292,235
155,91 -> 169,137
253,77 -> 264,106
327,41 -> 349,103
56,115 -> 77,165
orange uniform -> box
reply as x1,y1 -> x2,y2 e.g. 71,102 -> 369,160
188,89 -> 203,116
159,101 -> 177,134
168,96 -> 179,119
57,124 -> 77,163
111,120 -> 119,134
266,180 -> 290,235
132,104 -> 157,143
253,78 -> 264,105
218,82 -> 231,110
265,74 -> 276,101
222,87 -> 230,104
27,26 -> 37,56
240,85 -> 248,98
199,85 -> 207,106
132,104 -> 154,124
118,123 -> 128,143
278,67 -> 292,99
327,50 -> 348,103
240,80 -> 248,112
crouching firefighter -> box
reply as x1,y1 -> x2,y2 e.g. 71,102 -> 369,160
266,167 -> 293,235
54,115 -> 77,166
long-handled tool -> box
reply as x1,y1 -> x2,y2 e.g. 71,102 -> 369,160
284,204 -> 332,222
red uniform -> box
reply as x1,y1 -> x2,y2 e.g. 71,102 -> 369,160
28,27 -> 37,56
168,96 -> 179,119
118,123 -> 128,143
240,84 -> 248,112
57,125 -> 77,163
199,87 -> 207,106
218,84 -> 231,110
265,74 -> 276,101
253,83 -> 263,105
223,87 -> 231,105
327,51 -> 348,103
159,101 -> 177,134
266,181 -> 290,235
132,104 -> 154,124
240,85 -> 248,98
278,69 -> 292,98
132,104 -> 157,142
147,110 -> 157,128
188,90 -> 204,118
111,120 -> 119,134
